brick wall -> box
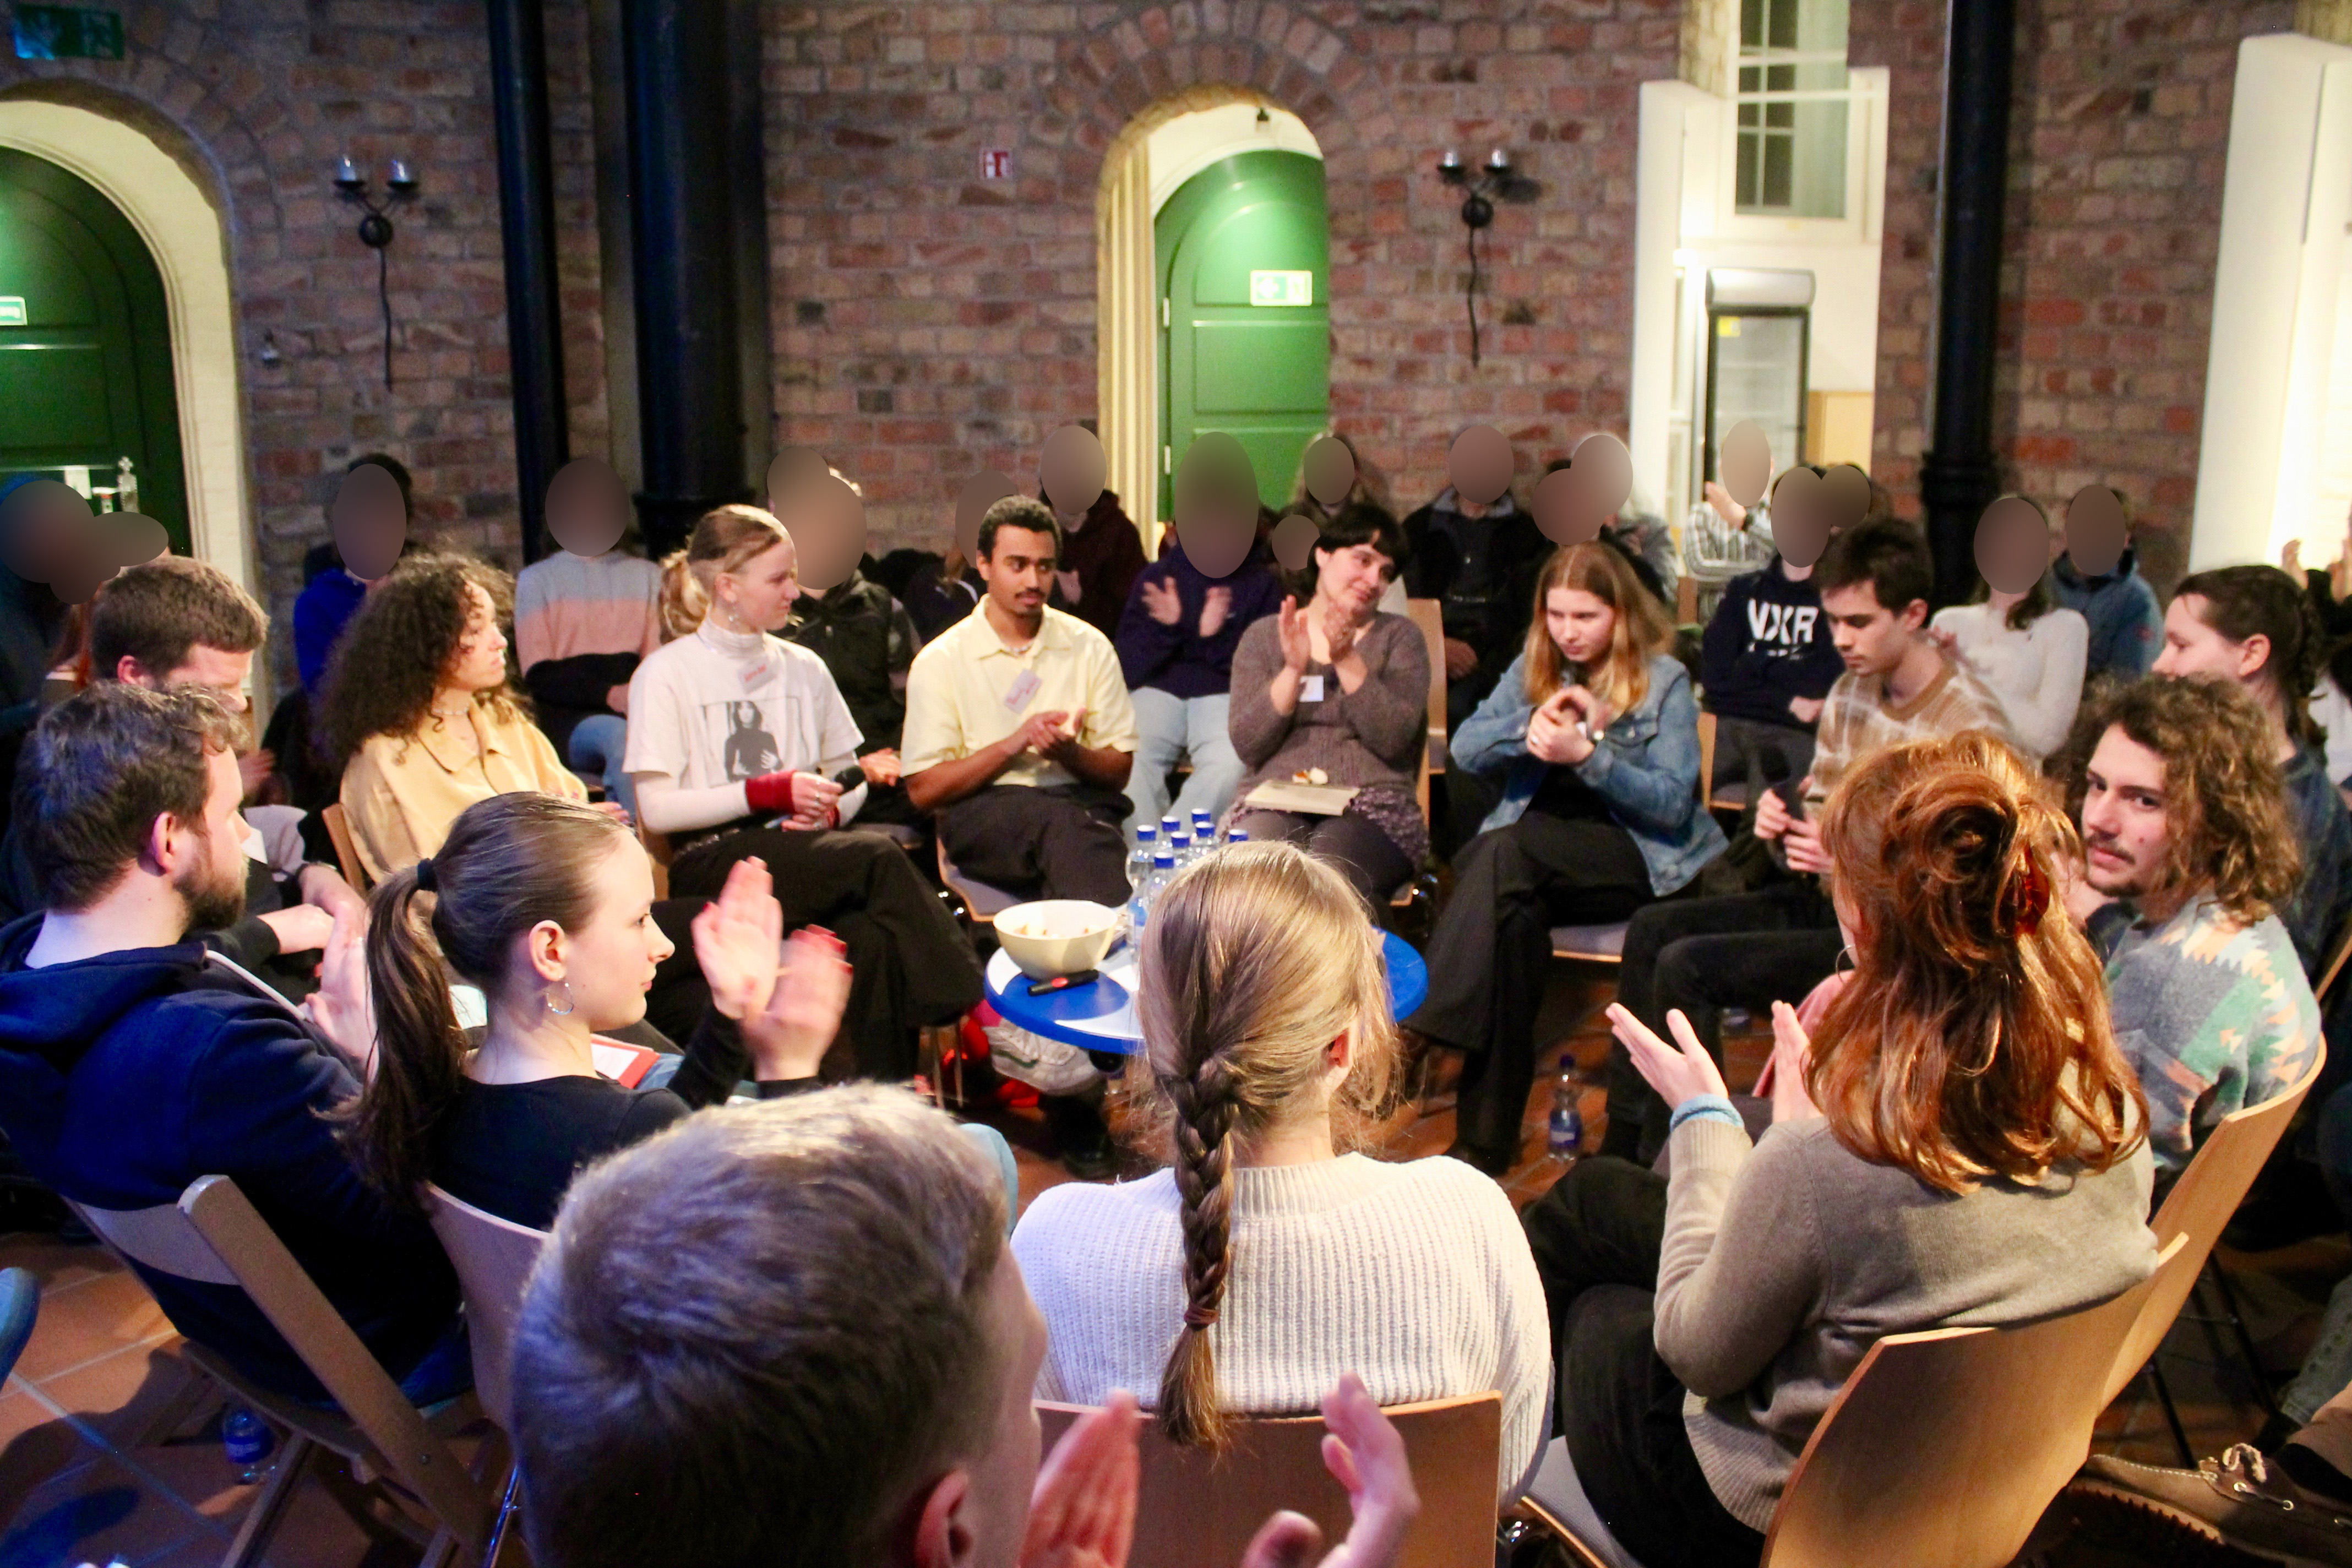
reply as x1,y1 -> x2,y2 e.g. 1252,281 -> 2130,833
1853,0 -> 2298,596
766,0 -> 1681,551
0,0 -> 607,688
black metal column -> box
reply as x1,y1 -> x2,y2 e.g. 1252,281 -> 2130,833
487,0 -> 568,564
620,0 -> 747,557
1918,0 -> 2017,607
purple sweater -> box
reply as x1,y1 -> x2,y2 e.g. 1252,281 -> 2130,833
1114,539 -> 1286,700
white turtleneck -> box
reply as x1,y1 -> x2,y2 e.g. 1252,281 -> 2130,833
624,619 -> 866,835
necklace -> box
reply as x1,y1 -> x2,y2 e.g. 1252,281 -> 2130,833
428,694 -> 473,721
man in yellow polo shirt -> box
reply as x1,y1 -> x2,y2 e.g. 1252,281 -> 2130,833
904,496 -> 1139,906
904,496 -> 1139,1176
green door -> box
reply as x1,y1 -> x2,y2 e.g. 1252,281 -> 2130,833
0,148 -> 188,553
1158,151 -> 1329,516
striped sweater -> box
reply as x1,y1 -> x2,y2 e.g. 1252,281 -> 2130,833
1803,651 -> 2016,815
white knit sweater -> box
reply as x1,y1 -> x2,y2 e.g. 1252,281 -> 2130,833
1011,1153 -> 1551,1500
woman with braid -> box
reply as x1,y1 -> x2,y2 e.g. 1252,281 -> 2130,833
1010,841 -> 1550,1499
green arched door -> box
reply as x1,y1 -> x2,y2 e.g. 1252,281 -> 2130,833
1158,150 -> 1329,515
0,147 -> 188,553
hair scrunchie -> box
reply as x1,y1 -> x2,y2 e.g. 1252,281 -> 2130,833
2003,851 -> 2049,938
414,857 -> 437,892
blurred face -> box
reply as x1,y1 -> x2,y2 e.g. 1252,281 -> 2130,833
959,1253 -> 1051,1568
1819,580 -> 1926,678
2078,726 -> 2172,902
719,537 -> 802,632
1313,541 -> 1394,618
525,838 -> 676,1028
443,582 -> 509,693
2153,595 -> 2269,690
979,525 -> 1058,620
144,644 -> 254,713
174,744 -> 249,933
1545,586 -> 1616,668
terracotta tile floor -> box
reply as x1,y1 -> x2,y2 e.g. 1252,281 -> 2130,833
0,960 -> 2340,1565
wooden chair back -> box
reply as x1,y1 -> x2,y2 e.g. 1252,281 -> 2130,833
1038,1393 -> 1499,1568
424,1184 -> 549,1435
638,817 -> 675,900
1695,710 -> 1716,809
2318,923 -> 2352,1008
73,1175 -> 492,1559
2103,1048 -> 2327,1402
938,839 -> 1025,925
1762,1233 -> 2188,1568
320,802 -> 369,891
1405,598 -> 1447,821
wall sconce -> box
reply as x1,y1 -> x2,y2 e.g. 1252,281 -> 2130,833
333,157 -> 421,389
1436,148 -> 1521,367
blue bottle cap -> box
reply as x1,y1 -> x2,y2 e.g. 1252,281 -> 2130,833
1153,852 -> 1175,868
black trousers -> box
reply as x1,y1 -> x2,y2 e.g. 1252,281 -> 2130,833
1407,812 -> 1654,1160
940,784 -> 1132,907
1603,881 -> 1842,1163
657,826 -> 983,1080
1523,1158 -> 1765,1568
1229,808 -> 1414,911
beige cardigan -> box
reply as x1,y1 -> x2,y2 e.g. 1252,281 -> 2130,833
339,698 -> 585,883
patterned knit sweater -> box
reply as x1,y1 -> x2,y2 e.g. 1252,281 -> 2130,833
1009,1153 -> 1551,1500
2106,895 -> 2322,1176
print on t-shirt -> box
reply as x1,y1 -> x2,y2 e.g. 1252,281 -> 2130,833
718,699 -> 787,780
1746,599 -> 1819,660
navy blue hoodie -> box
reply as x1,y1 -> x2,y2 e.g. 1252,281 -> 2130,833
1699,556 -> 1844,729
1114,537 -> 1286,699
0,914 -> 458,1401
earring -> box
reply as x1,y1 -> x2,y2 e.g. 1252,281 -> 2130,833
545,980 -> 576,1017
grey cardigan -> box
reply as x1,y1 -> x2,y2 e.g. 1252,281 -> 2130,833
1227,610 -> 1429,797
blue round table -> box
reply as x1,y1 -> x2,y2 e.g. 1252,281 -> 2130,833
985,928 -> 1428,1055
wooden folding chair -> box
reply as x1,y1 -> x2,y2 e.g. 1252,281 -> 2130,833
427,1185 -> 550,1567
1529,1234 -> 2190,1568
938,839 -> 1025,927
2317,921 -> 2352,1008
637,817 -> 674,900
72,1175 -> 493,1568
1549,713 -> 1716,965
2103,1049 -> 2327,1461
1038,1393 -> 1500,1568
320,802 -> 370,891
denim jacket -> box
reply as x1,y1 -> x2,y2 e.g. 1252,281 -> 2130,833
1452,651 -> 1726,895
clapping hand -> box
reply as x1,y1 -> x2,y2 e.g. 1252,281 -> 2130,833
743,927 -> 850,1081
859,748 -> 902,786
1199,585 -> 1233,640
1276,598 -> 1314,674
1040,709 -> 1088,761
1605,1003 -> 1729,1117
693,857 -> 786,1022
302,905 -> 377,1079
1021,1391 -> 1141,1568
785,771 -> 842,829
1751,1001 -> 1819,1125
1238,1376 -> 1419,1568
1141,576 -> 1184,627
1319,601 -> 1359,667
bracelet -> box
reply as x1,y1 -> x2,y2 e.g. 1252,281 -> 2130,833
1669,1095 -> 1742,1134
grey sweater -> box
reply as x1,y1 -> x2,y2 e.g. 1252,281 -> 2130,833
1227,610 -> 1429,796
1656,1114 -> 2157,1530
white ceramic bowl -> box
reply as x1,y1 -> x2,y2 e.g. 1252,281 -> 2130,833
995,900 -> 1121,981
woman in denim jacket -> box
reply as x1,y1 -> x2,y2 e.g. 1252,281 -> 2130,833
1405,542 -> 1726,1173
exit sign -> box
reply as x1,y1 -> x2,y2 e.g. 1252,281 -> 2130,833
0,299 -> 23,326
12,5 -> 124,59
1249,270 -> 1313,307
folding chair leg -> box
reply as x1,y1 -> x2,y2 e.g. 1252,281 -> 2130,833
484,1462 -> 524,1567
222,1432 -> 313,1568
2207,1260 -> 2285,1422
2148,1357 -> 2196,1468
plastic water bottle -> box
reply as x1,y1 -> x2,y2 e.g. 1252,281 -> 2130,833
222,1406 -> 274,1483
1548,1060 -> 1585,1163
1226,827 -> 1248,847
1168,830 -> 1193,869
1160,815 -> 1182,845
1143,850 -> 1177,918
1191,810 -> 1216,850
1127,824 -> 1157,892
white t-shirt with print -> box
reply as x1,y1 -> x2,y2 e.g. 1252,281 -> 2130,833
626,623 -> 865,834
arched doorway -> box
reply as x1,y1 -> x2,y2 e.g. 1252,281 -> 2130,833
0,97 -> 255,597
0,145 -> 189,553
1096,93 -> 1326,551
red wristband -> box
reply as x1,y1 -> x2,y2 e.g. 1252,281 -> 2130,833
745,771 -> 793,814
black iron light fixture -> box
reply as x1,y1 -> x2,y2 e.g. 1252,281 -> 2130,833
1437,148 -> 1517,368
334,156 -> 421,389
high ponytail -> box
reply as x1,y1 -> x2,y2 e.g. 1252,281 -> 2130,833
1128,842 -> 1396,1449
1808,732 -> 2145,1193
335,792 -> 630,1205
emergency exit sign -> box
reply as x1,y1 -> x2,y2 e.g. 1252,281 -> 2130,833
12,5 -> 124,59
1249,270 -> 1313,307
0,299 -> 23,326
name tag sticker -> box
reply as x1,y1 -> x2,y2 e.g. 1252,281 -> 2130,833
1300,675 -> 1325,703
1003,669 -> 1042,712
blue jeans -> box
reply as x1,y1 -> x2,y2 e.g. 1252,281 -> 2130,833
569,714 -> 636,819
1124,688 -> 1243,835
